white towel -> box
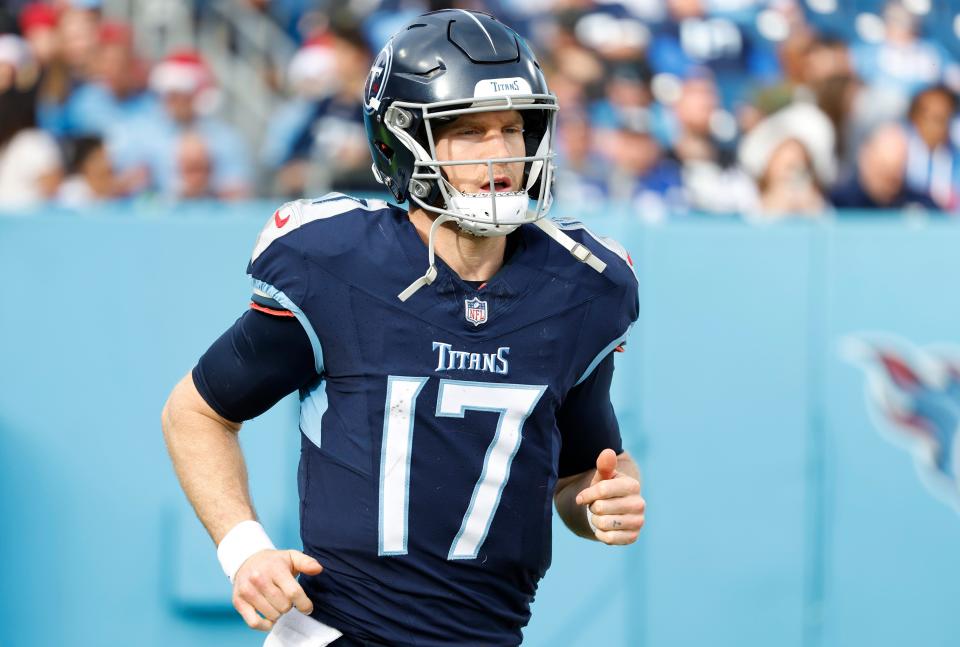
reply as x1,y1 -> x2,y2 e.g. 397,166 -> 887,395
263,609 -> 344,647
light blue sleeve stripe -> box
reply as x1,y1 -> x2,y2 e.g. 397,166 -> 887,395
250,277 -> 325,375
574,323 -> 633,386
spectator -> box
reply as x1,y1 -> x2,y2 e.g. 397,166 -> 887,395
175,131 -> 215,200
553,110 -> 608,210
755,139 -> 825,216
263,24 -> 372,197
648,0 -> 780,105
260,34 -> 336,191
852,1 -> 959,104
33,4 -> 101,136
808,72 -> 859,175
739,103 -> 836,217
830,124 -> 937,210
562,7 -> 650,64
56,5 -> 98,81
110,50 -> 252,200
904,85 -> 959,210
62,21 -> 159,136
589,62 -> 664,142
804,36 -> 852,88
664,73 -> 754,213
537,14 -> 606,112
57,135 -> 118,206
19,3 -> 59,66
597,107 -> 684,221
0,35 -> 63,210
20,3 -> 73,136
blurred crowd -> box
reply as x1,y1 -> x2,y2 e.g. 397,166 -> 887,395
2,0 -> 960,219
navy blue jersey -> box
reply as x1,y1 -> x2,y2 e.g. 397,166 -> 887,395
232,194 -> 637,645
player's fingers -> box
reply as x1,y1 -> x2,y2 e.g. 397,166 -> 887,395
589,494 -> 646,516
233,595 -> 275,632
237,580 -> 284,622
288,550 -> 323,576
593,448 -> 618,483
260,579 -> 295,616
588,513 -> 645,533
576,476 -> 641,506
594,528 -> 641,545
276,572 -> 314,615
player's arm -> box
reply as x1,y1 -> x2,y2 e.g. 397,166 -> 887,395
552,353 -> 645,544
161,307 -> 322,631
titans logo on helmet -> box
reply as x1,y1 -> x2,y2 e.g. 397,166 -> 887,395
844,334 -> 960,511
364,41 -> 393,114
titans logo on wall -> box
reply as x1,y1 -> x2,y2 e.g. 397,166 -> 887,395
844,335 -> 960,510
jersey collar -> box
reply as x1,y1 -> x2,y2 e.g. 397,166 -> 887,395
395,206 -> 547,301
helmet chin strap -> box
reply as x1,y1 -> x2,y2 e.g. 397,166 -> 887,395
398,213 -> 455,302
399,187 -> 526,301
533,218 -> 607,273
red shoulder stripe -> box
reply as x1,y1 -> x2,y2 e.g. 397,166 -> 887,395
250,302 -> 295,317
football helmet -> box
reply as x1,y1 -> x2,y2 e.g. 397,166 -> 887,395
362,9 -> 606,300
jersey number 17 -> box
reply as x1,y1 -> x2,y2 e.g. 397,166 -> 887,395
378,377 -> 546,560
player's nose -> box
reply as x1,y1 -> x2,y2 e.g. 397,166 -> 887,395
482,130 -> 513,160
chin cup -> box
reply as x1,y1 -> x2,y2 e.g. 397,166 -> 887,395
447,191 -> 528,237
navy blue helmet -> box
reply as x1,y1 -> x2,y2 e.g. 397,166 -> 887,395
362,10 -> 558,237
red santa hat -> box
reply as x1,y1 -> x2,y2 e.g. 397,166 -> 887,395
150,50 -> 220,114
19,4 -> 59,36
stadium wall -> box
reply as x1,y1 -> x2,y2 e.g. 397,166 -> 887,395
1,204 -> 958,647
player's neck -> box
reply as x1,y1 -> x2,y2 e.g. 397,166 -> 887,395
408,207 -> 507,282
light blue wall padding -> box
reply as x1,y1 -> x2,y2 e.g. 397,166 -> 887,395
2,205 -> 960,647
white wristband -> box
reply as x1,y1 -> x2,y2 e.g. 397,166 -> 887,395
217,520 -> 276,582
585,506 -> 599,535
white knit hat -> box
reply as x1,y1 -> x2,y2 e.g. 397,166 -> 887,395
739,102 -> 837,186
0,34 -> 29,70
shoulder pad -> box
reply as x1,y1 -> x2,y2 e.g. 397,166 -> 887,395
551,217 -> 637,280
251,193 -> 391,263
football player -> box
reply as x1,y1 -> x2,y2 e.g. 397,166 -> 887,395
161,9 -> 645,646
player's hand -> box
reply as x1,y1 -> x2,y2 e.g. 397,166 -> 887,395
575,449 -> 645,545
232,549 -> 323,632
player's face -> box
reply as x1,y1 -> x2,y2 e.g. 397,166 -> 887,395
433,110 -> 526,194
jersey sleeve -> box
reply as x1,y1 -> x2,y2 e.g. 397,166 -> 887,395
192,309 -> 317,423
550,219 -> 639,476
246,200 -> 324,374
567,221 -> 639,387
556,352 -> 623,478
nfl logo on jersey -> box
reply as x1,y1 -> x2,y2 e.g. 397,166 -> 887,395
464,297 -> 488,326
